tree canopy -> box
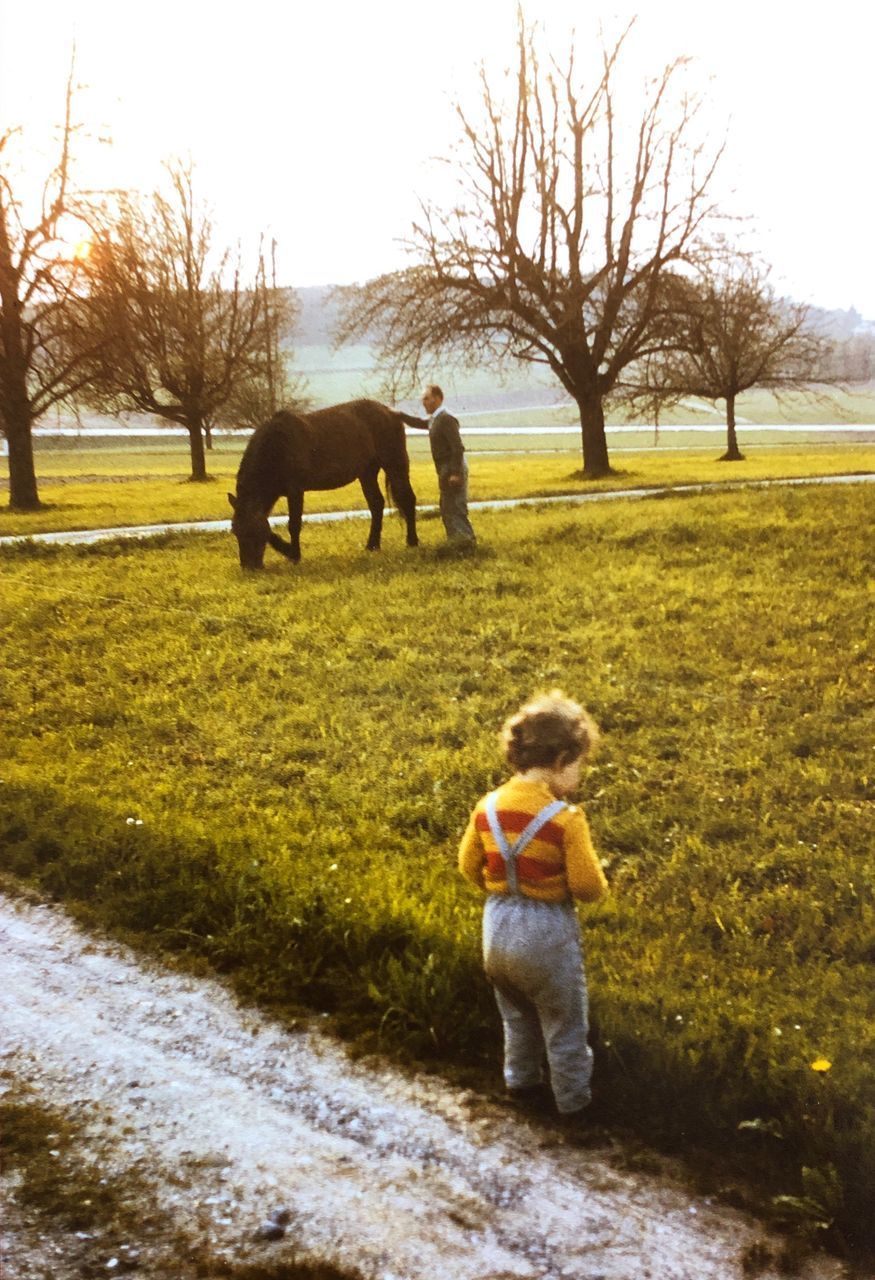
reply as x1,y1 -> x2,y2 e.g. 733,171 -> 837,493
337,15 -> 724,476
621,252 -> 828,459
0,69 -> 100,509
78,164 -> 298,480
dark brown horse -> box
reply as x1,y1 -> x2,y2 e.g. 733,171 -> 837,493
228,399 -> 426,569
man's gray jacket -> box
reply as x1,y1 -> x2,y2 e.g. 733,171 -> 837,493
428,409 -> 465,480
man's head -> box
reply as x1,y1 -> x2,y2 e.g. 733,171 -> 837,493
421,384 -> 444,415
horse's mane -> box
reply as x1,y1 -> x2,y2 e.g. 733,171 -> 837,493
235,413 -> 293,505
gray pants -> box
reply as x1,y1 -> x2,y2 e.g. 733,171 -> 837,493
438,459 -> 476,542
483,894 -> 593,1114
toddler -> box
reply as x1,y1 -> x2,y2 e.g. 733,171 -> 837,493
458,690 -> 608,1118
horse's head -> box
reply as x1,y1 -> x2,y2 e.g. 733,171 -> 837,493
228,493 -> 270,570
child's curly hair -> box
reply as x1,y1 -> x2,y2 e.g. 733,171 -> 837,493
501,689 -> 599,771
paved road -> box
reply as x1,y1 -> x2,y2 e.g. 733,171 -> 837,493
0,472 -> 873,550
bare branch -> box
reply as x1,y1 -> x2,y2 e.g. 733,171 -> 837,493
337,12 -> 725,476
616,249 -> 835,457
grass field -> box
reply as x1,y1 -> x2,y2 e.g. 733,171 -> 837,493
446,383 -> 875,429
2,443 -> 874,537
1,482 -> 873,1255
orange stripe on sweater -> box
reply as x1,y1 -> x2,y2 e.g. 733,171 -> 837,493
485,852 -> 563,881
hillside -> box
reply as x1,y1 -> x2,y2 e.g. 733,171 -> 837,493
287,288 -> 875,417
291,286 -> 875,350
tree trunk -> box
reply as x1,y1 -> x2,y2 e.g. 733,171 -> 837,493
4,413 -> 41,510
187,420 -> 209,481
719,394 -> 745,461
0,236 -> 42,507
576,394 -> 613,478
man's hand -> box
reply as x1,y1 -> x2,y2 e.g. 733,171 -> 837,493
446,473 -> 462,487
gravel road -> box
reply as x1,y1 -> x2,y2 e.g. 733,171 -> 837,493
0,894 -> 848,1280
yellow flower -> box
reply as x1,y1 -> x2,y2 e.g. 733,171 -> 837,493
810,1057 -> 832,1072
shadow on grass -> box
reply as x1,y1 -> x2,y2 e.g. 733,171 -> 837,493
2,779 -> 873,1269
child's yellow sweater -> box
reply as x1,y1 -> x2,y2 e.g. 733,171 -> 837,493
458,777 -> 608,904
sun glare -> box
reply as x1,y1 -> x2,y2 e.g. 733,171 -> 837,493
50,230 -> 93,266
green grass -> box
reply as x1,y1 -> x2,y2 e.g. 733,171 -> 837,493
452,382 -> 875,429
0,1090 -> 139,1232
2,443 -> 874,536
1,485 -> 873,1256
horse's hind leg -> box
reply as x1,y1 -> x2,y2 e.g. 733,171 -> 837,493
359,462 -> 385,551
287,489 -> 303,562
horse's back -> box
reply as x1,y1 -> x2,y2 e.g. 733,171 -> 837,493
305,399 -> 405,440
238,401 -> 409,497
285,400 -> 410,471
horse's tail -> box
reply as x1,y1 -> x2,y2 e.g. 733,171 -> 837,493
383,449 -> 417,522
384,470 -> 403,519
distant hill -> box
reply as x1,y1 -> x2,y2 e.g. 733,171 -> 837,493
288,286 -> 875,349
293,285 -> 339,346
284,287 -> 875,412
807,304 -> 875,339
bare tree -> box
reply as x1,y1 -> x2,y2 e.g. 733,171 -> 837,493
822,331 -> 875,383
622,253 -> 830,460
80,163 -> 290,480
336,14 -> 724,477
212,242 -> 309,434
0,67 -> 100,509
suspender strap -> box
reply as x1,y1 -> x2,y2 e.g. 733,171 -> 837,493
484,794 -> 567,894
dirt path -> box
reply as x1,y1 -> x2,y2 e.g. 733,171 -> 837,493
0,894 -> 847,1280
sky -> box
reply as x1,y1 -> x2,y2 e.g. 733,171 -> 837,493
2,0 -> 874,317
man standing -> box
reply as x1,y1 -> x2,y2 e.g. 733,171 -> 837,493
421,384 -> 476,544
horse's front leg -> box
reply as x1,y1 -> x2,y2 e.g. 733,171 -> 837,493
287,489 -> 303,562
360,464 -> 385,551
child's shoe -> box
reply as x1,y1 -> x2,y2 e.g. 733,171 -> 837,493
556,1095 -> 600,1146
557,1089 -> 592,1121
506,1082 -> 553,1114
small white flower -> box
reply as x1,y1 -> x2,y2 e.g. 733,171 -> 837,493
773,1027 -> 783,1036
328,863 -> 338,872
